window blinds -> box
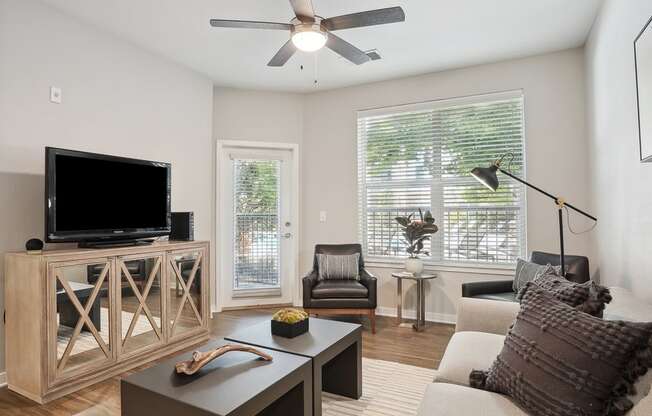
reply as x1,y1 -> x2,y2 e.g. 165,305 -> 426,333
357,92 -> 526,265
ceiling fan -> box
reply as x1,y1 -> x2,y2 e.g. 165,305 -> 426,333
209,0 -> 405,67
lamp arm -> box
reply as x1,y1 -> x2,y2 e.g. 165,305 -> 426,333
497,168 -> 597,222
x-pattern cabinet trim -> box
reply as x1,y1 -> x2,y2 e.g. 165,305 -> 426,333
4,241 -> 210,404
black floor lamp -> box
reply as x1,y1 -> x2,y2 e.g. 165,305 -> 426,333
470,153 -> 597,275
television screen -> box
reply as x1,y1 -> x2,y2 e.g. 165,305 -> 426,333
45,147 -> 171,243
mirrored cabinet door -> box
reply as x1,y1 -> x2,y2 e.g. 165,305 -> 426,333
49,259 -> 113,379
167,250 -> 205,339
117,254 -> 164,356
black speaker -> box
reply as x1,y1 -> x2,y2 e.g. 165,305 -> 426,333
25,238 -> 44,253
170,212 -> 194,241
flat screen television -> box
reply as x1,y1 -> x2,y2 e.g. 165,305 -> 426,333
45,147 -> 171,246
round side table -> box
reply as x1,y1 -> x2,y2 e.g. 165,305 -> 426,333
391,272 -> 437,331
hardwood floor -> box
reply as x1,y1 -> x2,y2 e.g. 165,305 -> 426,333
0,309 -> 454,416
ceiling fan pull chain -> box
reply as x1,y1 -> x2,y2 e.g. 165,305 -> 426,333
313,53 -> 318,87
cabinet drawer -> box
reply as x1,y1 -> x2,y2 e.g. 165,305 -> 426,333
47,257 -> 116,386
115,253 -> 166,359
166,248 -> 208,342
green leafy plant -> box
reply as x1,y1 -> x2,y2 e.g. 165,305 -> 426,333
395,209 -> 439,258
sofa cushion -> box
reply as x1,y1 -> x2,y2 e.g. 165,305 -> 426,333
472,284 -> 652,416
455,298 -> 520,335
604,287 -> 652,322
436,331 -> 505,386
311,280 -> 368,299
604,287 -> 652,409
316,253 -> 360,280
630,391 -> 652,415
417,382 -> 527,416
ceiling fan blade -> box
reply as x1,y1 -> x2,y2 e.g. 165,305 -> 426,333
326,33 -> 371,65
209,19 -> 292,31
289,0 -> 315,22
268,40 -> 297,67
323,7 -> 405,31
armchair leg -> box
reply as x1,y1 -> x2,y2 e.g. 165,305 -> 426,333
370,309 -> 376,334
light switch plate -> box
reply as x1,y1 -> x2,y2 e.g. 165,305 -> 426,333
319,211 -> 327,223
50,86 -> 62,104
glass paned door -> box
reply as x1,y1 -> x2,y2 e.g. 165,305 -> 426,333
219,144 -> 296,308
118,255 -> 163,355
233,159 -> 281,291
168,250 -> 204,338
51,259 -> 112,377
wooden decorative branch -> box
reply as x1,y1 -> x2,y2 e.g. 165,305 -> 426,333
175,344 -> 273,375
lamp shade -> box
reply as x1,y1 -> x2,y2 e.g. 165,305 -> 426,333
471,165 -> 499,191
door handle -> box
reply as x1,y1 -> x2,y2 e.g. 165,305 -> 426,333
282,233 -> 292,239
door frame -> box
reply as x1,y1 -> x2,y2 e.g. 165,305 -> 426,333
214,140 -> 300,313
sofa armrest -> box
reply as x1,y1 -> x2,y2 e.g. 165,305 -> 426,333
461,279 -> 514,298
302,270 -> 319,308
359,269 -> 377,308
455,297 -> 519,335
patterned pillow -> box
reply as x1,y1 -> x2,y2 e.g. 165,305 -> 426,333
471,284 -> 652,416
513,259 -> 561,292
518,272 -> 612,317
316,253 -> 360,281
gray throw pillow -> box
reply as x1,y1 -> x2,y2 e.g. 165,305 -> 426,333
316,253 -> 360,281
471,283 -> 652,416
512,258 -> 561,292
518,271 -> 612,317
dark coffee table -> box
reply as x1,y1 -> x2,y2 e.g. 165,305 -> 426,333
121,338 -> 312,416
225,318 -> 362,416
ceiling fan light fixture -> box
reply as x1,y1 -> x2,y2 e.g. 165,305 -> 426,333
291,25 -> 328,52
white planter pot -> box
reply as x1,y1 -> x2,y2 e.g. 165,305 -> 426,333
405,258 -> 424,275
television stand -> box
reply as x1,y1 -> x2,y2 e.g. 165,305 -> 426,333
79,238 -> 155,249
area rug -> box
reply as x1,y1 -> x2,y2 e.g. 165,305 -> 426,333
322,358 -> 435,416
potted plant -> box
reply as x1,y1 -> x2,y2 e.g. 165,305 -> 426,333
271,308 -> 309,338
395,209 -> 438,275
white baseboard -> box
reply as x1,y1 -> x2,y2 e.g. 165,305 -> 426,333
0,371 -> 6,388
376,306 -> 456,325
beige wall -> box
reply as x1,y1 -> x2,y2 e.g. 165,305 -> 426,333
0,0 -> 213,374
585,1 -> 652,299
211,49 -> 594,322
302,48 -> 591,322
0,0 -> 596,377
213,87 -> 304,144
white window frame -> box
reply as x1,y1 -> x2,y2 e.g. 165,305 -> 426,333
357,90 -> 527,273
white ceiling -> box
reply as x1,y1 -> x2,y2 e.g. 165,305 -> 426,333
41,0 -> 603,93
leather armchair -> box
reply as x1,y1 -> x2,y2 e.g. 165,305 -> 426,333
303,244 -> 377,333
461,251 -> 590,302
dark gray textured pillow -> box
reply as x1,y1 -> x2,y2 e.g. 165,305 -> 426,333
513,258 -> 561,292
471,283 -> 652,416
316,253 -> 360,281
518,271 -> 612,317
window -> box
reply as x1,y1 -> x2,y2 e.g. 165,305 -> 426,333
357,91 -> 526,266
233,159 -> 281,289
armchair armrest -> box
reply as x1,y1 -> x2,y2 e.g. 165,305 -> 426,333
302,270 -> 319,308
455,297 -> 519,335
359,268 -> 377,308
461,279 -> 514,298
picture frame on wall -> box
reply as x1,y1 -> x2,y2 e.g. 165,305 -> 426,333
635,15 -> 652,162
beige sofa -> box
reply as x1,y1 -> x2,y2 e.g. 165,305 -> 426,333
417,287 -> 652,415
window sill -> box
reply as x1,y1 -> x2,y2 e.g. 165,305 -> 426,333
364,258 -> 516,276
232,287 -> 282,298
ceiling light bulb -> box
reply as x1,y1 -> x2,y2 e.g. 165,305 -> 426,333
291,30 -> 327,52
